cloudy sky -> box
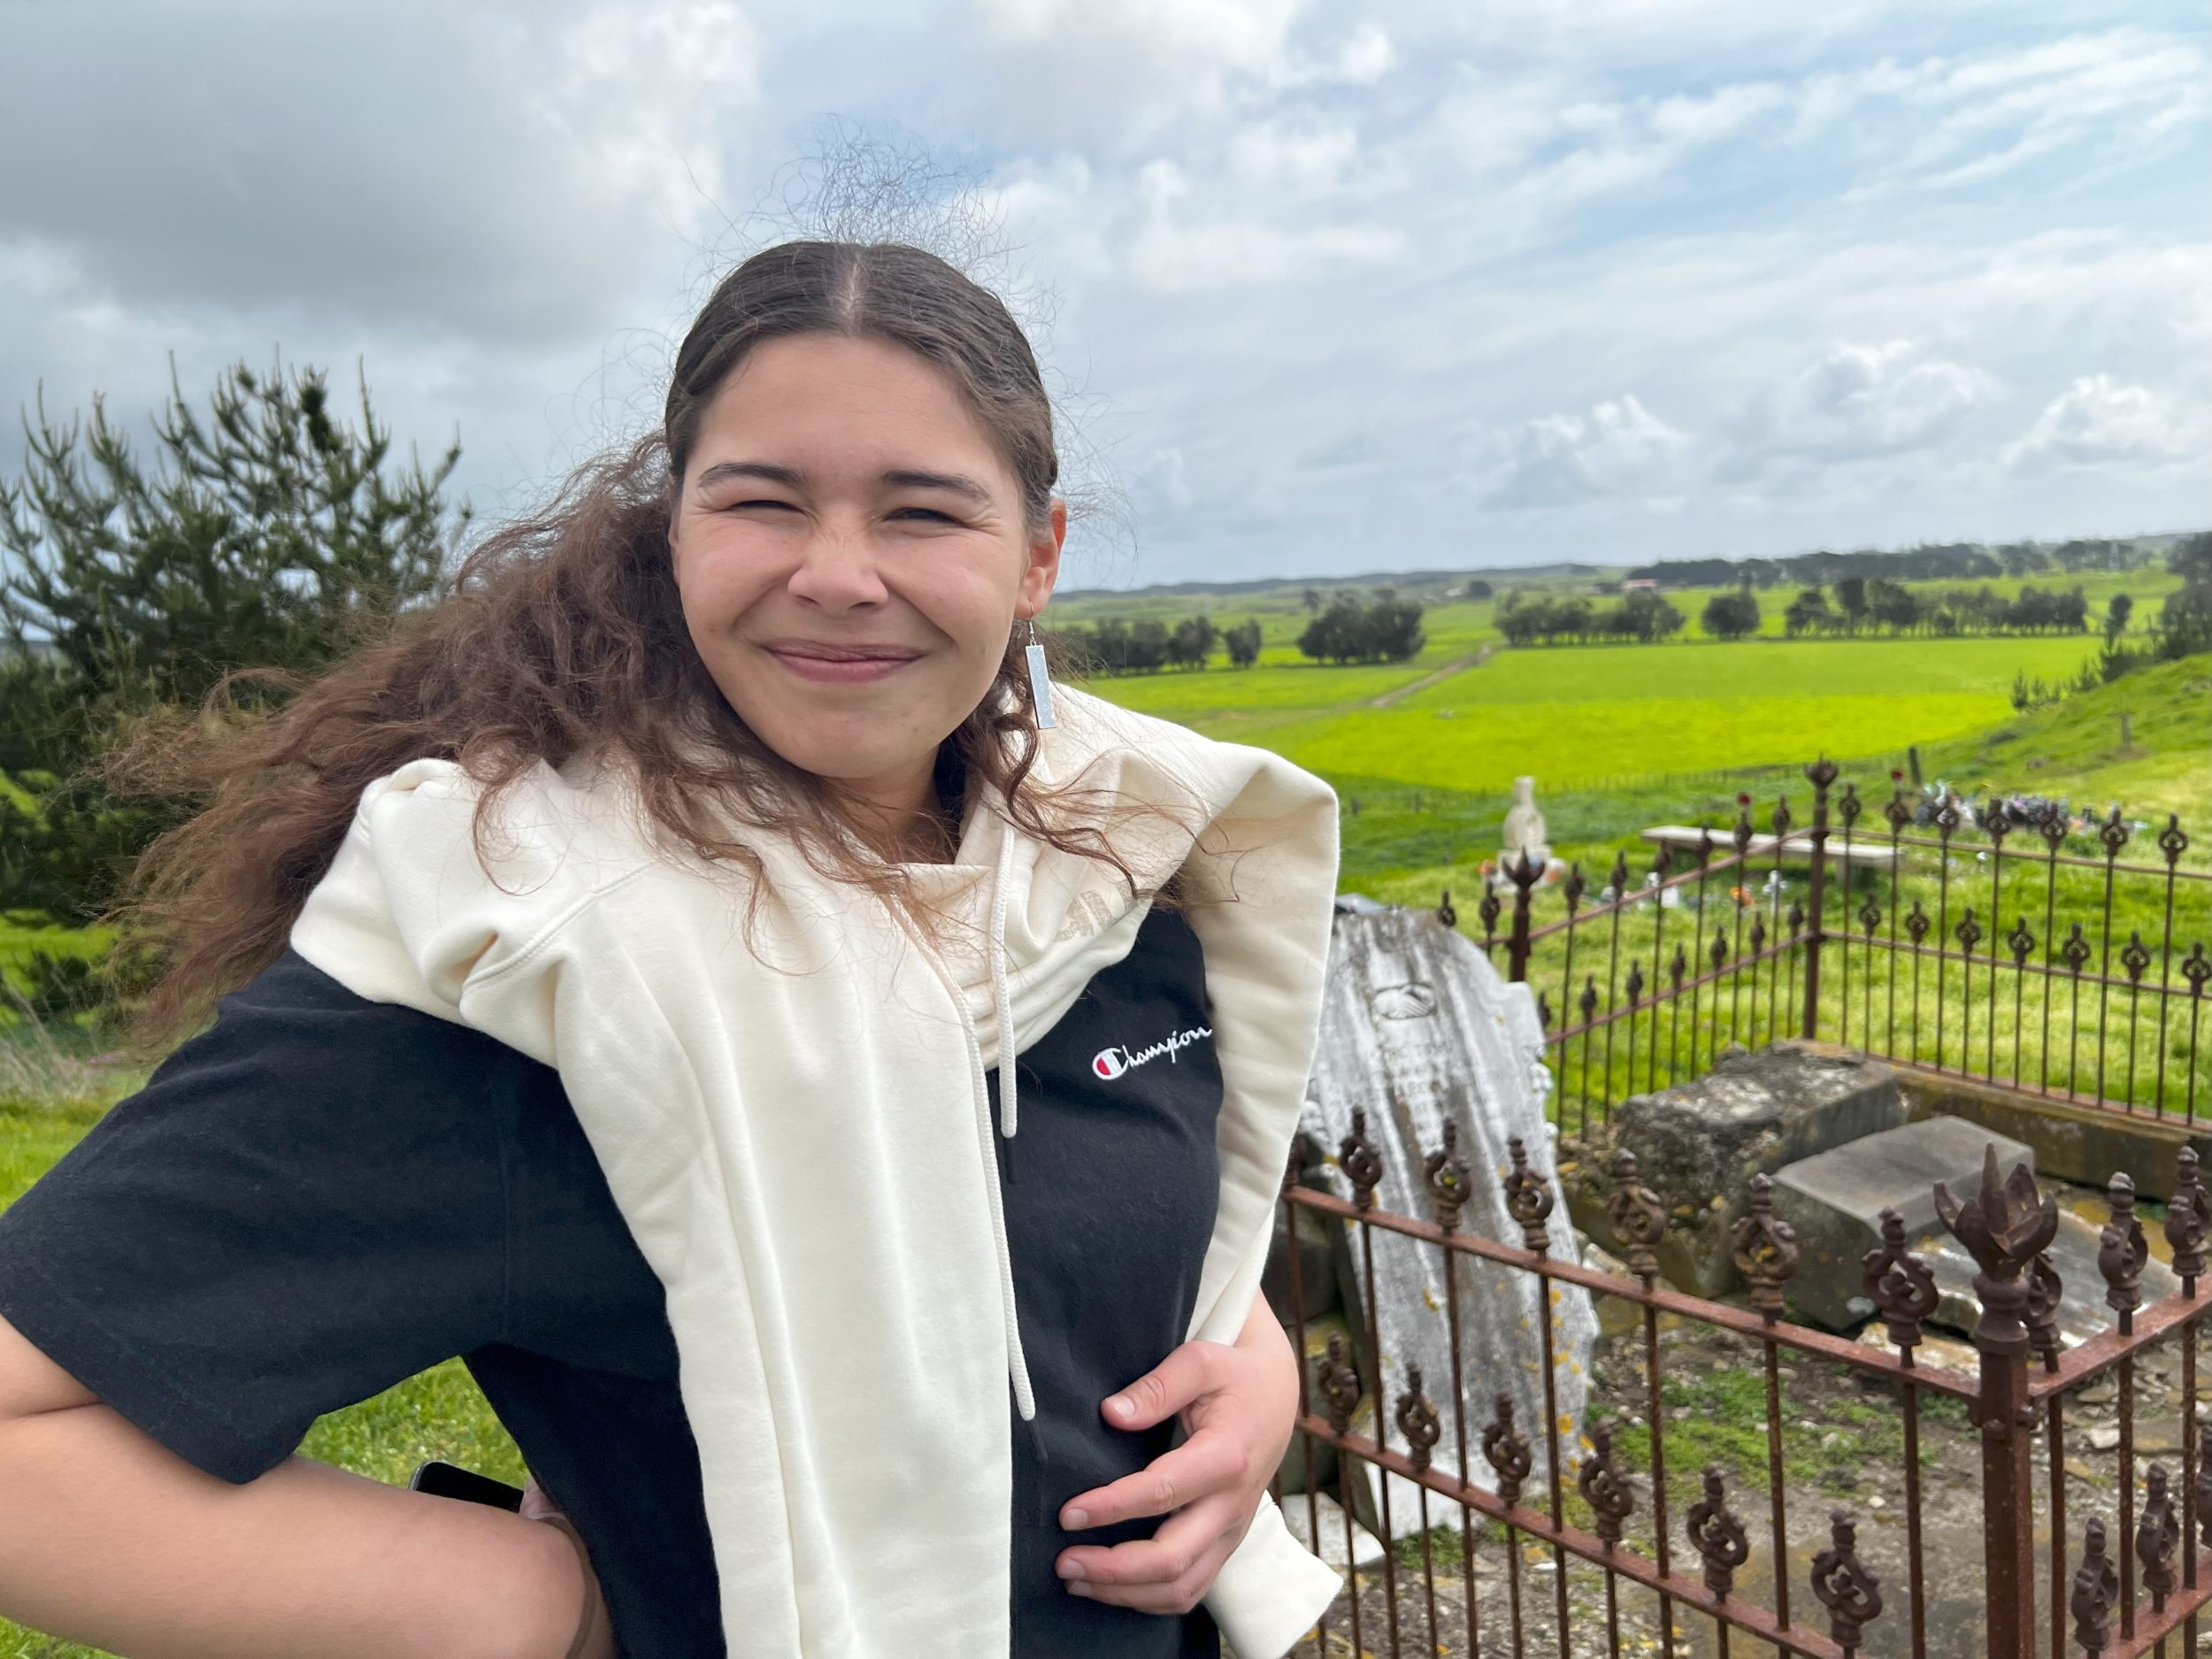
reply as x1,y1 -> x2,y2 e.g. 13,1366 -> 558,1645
5,1 -> 2207,587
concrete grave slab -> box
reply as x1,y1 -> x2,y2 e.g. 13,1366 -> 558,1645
1771,1114 -> 2032,1329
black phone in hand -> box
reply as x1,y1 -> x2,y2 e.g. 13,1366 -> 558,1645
409,1458 -> 526,1511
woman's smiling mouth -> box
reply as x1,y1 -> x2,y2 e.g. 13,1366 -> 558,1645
761,640 -> 925,683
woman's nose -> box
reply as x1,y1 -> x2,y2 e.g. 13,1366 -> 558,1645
784,521 -> 890,611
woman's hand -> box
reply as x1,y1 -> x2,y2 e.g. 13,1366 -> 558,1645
1053,1289 -> 1298,1614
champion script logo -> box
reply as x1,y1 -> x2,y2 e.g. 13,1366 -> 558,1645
1092,1025 -> 1213,1080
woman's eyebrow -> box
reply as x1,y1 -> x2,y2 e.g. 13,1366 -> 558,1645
879,468 -> 993,504
695,460 -> 804,490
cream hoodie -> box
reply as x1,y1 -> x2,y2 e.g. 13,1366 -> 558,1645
290,684 -> 1343,1657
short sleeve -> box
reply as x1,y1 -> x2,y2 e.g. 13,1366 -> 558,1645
0,953 -> 525,1484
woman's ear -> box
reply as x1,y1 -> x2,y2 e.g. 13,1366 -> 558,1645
1019,497 -> 1068,617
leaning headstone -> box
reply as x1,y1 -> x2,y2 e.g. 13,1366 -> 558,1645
1601,1046 -> 1906,1297
1302,906 -> 1597,1537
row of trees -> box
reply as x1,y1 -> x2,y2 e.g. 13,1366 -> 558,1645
1494,588 -> 1684,646
1067,593 -> 1429,672
1627,537 -> 2163,590
1778,579 -> 2093,639
1058,614 -> 1263,673
2093,533 -> 2212,678
1517,576 -> 2149,646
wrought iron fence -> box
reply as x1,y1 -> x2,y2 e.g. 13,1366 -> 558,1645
1276,1118 -> 2212,1658
1457,763 -> 2209,1133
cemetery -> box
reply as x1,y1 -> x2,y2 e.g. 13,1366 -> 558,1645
1262,765 -> 2210,1656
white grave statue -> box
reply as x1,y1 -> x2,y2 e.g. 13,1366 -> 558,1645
1501,775 -> 1551,871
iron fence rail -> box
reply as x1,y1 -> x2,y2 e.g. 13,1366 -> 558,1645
1461,763 -> 2208,1133
1276,1118 -> 2212,1659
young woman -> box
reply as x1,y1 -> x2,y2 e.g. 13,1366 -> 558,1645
0,240 -> 1340,1658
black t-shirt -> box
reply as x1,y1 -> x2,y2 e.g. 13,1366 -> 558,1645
0,906 -> 1226,1657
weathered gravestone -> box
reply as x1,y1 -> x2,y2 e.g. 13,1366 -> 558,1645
1293,903 -> 1598,1538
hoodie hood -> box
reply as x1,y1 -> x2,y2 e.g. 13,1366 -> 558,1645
290,683 -> 1342,1658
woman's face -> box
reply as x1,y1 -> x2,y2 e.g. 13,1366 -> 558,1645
668,332 -> 1064,816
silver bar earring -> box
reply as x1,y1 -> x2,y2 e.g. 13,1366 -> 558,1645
1023,617 -> 1056,730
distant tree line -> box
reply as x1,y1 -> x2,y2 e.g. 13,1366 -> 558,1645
1061,593 -> 1426,672
1778,579 -> 2091,638
1494,588 -> 1684,646
1060,614 -> 1260,673
1626,537 -> 2165,590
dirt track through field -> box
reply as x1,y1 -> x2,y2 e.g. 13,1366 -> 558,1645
1368,644 -> 1495,708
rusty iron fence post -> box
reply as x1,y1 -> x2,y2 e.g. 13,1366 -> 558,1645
1935,1148 -> 2055,1658
1800,757 -> 1837,1041
1505,849 -> 1541,985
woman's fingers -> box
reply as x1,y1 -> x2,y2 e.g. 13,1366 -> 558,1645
1055,1498 -> 1242,1613
1057,1426 -> 1246,1532
1097,1338 -> 1230,1433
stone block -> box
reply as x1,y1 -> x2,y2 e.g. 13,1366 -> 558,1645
1604,1044 -> 1906,1298
1891,1066 -> 2212,1200
1771,1114 -> 2034,1330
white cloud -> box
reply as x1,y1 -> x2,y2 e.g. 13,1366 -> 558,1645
1798,29 -> 2212,196
1724,341 -> 1995,476
1122,159 -> 1402,292
546,0 -> 757,231
2003,374 -> 2202,472
1462,396 -> 1694,510
1328,23 -> 1394,85
3,4 -> 2206,585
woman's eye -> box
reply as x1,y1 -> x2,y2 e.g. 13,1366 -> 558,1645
891,507 -> 956,523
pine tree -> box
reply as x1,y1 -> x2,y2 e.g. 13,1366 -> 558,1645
0,357 -> 466,924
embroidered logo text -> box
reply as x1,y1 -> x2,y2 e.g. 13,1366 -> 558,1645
1093,1025 -> 1213,1080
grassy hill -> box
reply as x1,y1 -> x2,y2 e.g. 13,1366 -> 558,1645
1263,652 -> 2208,891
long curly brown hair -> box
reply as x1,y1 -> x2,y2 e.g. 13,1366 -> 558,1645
111,241 -> 1148,1044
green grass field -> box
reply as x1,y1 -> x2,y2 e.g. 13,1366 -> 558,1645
1332,657 -> 2211,1128
1087,633 -> 2111,795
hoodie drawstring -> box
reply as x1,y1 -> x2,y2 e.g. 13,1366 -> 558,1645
913,818 -> 1036,1423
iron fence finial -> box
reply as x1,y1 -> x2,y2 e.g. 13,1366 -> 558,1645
1423,1121 -> 1471,1233
2136,1463 -> 2177,1613
2098,1171 -> 2147,1329
1687,1465 -> 1750,1598
1606,1148 -> 1664,1282
1862,1207 -> 1938,1357
1503,1136 -> 1554,1255
1395,1365 -> 1440,1475
1810,1509 -> 1882,1655
2071,1517 -> 2117,1655
1481,1393 -> 1532,1507
1576,1421 -> 1633,1552
1731,1172 -> 1799,1321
